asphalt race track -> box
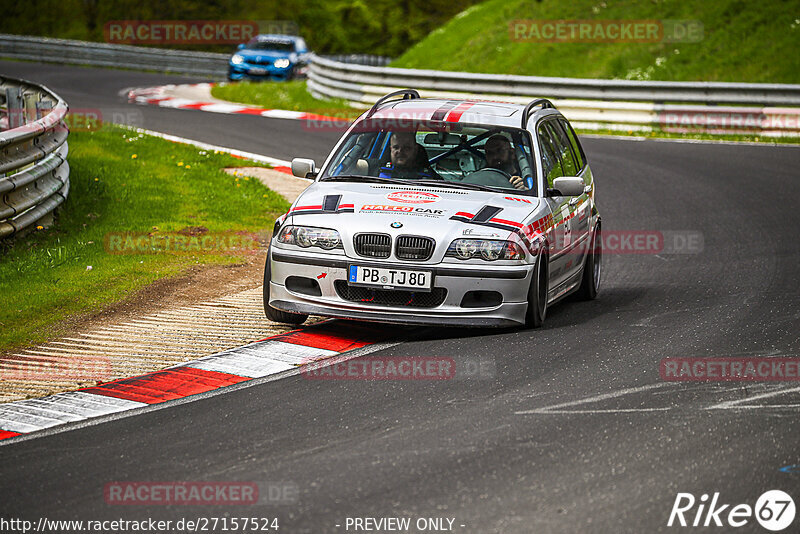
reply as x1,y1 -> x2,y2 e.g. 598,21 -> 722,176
1,60 -> 799,533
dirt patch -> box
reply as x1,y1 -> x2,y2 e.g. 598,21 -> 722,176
1,249 -> 269,361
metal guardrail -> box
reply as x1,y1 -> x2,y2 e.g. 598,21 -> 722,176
0,76 -> 69,238
321,54 -> 392,67
0,34 -> 231,77
0,35 -> 393,78
308,55 -> 800,137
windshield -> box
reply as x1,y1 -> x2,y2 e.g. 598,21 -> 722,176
247,41 -> 295,52
321,121 -> 537,195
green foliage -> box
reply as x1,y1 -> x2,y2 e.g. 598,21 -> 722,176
0,0 -> 483,57
0,126 -> 287,351
393,0 -> 800,83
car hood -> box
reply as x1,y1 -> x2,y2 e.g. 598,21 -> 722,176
284,181 -> 541,258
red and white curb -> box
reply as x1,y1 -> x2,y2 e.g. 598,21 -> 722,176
126,83 -> 345,123
0,321 -> 392,444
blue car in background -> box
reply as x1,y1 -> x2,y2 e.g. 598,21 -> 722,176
228,34 -> 310,82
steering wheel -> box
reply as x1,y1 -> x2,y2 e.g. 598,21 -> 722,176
481,167 -> 513,179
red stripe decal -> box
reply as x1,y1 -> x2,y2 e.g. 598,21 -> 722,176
290,205 -> 323,212
0,430 -> 21,441
339,204 -> 354,209
145,97 -> 171,104
445,102 -> 475,122
81,367 -> 249,404
454,212 -> 474,218
490,218 -> 523,228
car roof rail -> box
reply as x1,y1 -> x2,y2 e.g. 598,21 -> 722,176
520,98 -> 556,128
366,89 -> 421,118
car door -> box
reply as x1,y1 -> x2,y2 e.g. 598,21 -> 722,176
536,120 -> 573,295
550,119 -> 591,273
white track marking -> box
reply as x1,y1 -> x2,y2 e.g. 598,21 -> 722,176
120,126 -> 292,167
707,385 -> 800,410
515,383 -> 672,415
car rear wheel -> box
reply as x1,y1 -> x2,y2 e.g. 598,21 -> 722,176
525,249 -> 548,328
577,224 -> 601,300
263,246 -> 308,325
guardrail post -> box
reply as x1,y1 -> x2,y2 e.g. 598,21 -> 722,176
36,100 -> 53,120
23,92 -> 40,124
6,87 -> 23,129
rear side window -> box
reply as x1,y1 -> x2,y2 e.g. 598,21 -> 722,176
537,123 -> 564,187
546,121 -> 578,177
559,119 -> 585,170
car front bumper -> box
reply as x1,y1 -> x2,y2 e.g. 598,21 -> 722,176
269,248 -> 533,327
228,64 -> 293,81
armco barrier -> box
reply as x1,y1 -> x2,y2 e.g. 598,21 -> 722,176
0,34 -> 391,78
308,55 -> 800,137
0,34 -> 230,77
0,76 -> 70,238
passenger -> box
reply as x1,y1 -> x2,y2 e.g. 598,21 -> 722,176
379,132 -> 441,180
484,134 -> 527,190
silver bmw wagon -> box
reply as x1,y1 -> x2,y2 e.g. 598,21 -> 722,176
264,90 -> 601,327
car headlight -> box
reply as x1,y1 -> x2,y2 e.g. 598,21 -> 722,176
274,58 -> 291,69
278,225 -> 342,250
446,239 -> 525,261
231,54 -> 244,65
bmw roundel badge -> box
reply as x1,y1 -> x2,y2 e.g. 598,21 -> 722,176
390,222 -> 403,228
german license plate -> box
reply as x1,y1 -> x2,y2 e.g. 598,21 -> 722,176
248,67 -> 268,75
348,265 -> 432,292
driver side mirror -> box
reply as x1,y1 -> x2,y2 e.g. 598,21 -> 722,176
291,158 -> 318,179
552,176 -> 585,196
237,44 -> 246,50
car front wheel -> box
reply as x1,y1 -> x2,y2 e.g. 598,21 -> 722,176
577,224 -> 601,300
525,249 -> 548,328
263,246 -> 308,325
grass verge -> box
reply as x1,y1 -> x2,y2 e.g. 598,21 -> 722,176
393,0 -> 800,83
211,80 -> 363,118
0,126 -> 288,352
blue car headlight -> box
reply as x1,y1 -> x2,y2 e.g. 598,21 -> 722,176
274,58 -> 291,69
231,54 -> 244,65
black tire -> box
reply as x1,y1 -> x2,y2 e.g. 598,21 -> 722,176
263,247 -> 308,325
577,224 -> 601,301
525,249 -> 548,328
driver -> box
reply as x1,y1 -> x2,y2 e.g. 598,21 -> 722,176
379,132 -> 440,180
484,135 -> 527,190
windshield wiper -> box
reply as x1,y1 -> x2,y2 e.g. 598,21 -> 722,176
320,175 -> 409,185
